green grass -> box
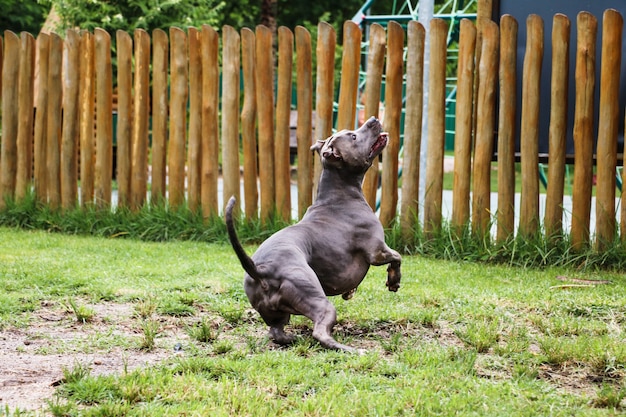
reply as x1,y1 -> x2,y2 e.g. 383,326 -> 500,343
1,227 -> 625,416
4,194 -> 626,271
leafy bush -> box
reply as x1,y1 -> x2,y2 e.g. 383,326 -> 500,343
48,0 -> 226,34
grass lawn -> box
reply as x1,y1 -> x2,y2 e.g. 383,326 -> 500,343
0,226 -> 625,416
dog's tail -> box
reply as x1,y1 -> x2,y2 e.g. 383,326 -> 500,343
225,196 -> 267,285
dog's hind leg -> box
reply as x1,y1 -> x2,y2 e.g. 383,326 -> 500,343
261,312 -> 295,345
309,300 -> 357,352
268,321 -> 295,345
281,276 -> 358,352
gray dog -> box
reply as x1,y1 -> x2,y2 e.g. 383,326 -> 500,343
225,116 -> 401,352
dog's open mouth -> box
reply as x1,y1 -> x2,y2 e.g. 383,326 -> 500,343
369,132 -> 389,159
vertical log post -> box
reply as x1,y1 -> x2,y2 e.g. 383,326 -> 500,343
256,25 -> 275,222
400,21 -> 426,240
335,21 -> 361,131
518,15 -> 544,239
34,33 -> 50,203
379,21 -> 404,228
544,14 -> 571,240
115,30 -> 132,208
361,23 -> 387,209
471,19 -> 499,237
1,31 -> 20,207
130,29 -> 150,210
79,31 -> 95,207
275,27 -> 293,221
571,12 -> 597,251
312,23 -> 336,198
60,29 -> 80,209
168,27 -> 188,209
151,29 -> 169,205
423,19 -> 449,236
187,27 -> 203,212
46,33 -> 63,209
221,26 -> 241,215
200,26 -> 220,218
595,10 -> 623,250
241,28 -> 258,220
496,16 -> 518,242
452,19 -> 476,234
94,29 -> 113,208
16,32 -> 36,202
295,26 -> 313,218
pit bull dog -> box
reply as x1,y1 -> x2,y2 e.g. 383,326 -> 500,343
225,116 -> 401,352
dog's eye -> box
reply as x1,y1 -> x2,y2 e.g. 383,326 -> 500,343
351,134 -> 357,140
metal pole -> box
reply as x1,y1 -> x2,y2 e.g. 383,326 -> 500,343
418,0 -> 434,221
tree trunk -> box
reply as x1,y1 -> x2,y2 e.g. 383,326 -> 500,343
261,0 -> 277,32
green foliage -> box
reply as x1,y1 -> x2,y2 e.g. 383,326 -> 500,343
0,0 -> 49,33
49,0 -> 226,34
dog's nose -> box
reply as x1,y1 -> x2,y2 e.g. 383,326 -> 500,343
365,116 -> 379,126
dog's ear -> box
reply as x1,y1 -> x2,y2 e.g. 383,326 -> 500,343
310,139 -> 326,154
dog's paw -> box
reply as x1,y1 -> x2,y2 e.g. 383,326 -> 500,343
342,288 -> 357,300
385,271 -> 401,292
386,280 -> 400,292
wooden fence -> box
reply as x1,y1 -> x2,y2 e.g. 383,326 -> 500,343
0,8 -> 625,250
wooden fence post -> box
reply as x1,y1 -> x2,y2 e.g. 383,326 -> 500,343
151,29 -> 169,206
16,32 -> 36,203
335,21 -> 361,131
519,14 -> 544,239
1,31 -> 20,207
275,26 -> 293,221
471,19 -> 499,237
256,25 -> 275,222
47,33 -> 63,209
313,22 -> 336,199
295,26 -> 313,219
60,29 -> 80,209
201,25 -> 219,219
544,14 -> 570,240
34,33 -> 50,203
188,27 -> 202,213
116,30 -> 132,208
452,19 -> 476,235
361,23 -> 386,210
423,19 -> 449,236
79,31 -> 95,207
400,21 -> 425,239
595,9 -> 623,250
94,29 -> 113,208
571,12 -> 597,251
379,21 -> 404,228
221,25 -> 241,215
496,15 -> 517,242
130,29 -> 150,210
241,27 -> 258,220
168,27 -> 188,209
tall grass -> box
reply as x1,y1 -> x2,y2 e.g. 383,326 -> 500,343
2,193 -> 626,270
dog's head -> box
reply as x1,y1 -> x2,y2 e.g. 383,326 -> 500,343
311,117 -> 388,173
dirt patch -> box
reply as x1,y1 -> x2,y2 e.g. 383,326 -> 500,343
0,302 -> 186,414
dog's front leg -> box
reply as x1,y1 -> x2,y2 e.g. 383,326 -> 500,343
369,246 -> 402,292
